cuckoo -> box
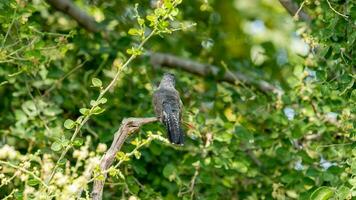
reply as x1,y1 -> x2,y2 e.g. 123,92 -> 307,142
153,73 -> 184,145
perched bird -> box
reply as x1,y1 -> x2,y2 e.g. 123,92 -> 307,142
153,73 -> 184,145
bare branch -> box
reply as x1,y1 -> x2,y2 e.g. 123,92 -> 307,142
245,149 -> 262,167
46,0 -> 101,32
278,0 -> 311,22
91,117 -> 158,200
150,52 -> 283,95
45,1 -> 283,95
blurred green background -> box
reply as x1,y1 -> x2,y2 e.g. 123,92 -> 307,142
0,0 -> 355,199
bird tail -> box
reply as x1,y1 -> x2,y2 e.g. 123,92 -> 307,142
163,103 -> 184,145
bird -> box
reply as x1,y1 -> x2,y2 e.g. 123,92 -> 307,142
153,73 -> 184,145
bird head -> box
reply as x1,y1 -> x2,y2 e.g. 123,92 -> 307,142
160,72 -> 176,87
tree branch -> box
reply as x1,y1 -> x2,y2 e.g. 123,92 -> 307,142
91,117 -> 158,200
46,0 -> 101,33
45,1 -> 283,95
278,0 -> 311,22
46,0 -> 311,30
149,52 -> 283,95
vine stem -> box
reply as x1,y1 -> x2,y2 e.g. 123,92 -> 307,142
46,29 -> 157,185
0,160 -> 49,189
87,137 -> 152,184
326,0 -> 348,19
293,1 -> 306,20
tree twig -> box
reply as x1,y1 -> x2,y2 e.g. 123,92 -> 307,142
42,60 -> 87,97
46,1 -> 284,95
245,149 -> 262,167
46,29 -> 157,185
177,163 -> 200,199
278,0 -> 311,22
0,160 -> 49,189
91,117 -> 158,200
46,0 -> 101,33
149,52 -> 283,95
325,0 -> 349,19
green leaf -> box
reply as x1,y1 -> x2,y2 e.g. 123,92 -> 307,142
43,107 -> 62,116
146,14 -> 156,22
95,174 -> 105,181
224,107 -> 236,122
310,186 -> 334,200
61,138 -> 70,146
108,167 -> 119,177
91,106 -> 105,115
27,178 -> 40,186
73,138 -> 84,147
90,100 -> 98,107
336,186 -> 350,200
91,78 -> 102,87
126,48 -> 133,55
14,191 -> 23,199
79,108 -> 90,115
126,47 -> 143,55
98,98 -> 107,104
58,158 -> 67,166
138,18 -> 145,26
128,28 -> 143,36
51,141 -> 62,151
133,150 -> 141,159
351,160 -> 356,174
230,161 -> 248,173
116,151 -> 126,160
163,163 -> 176,179
22,101 -> 37,117
64,119 -> 75,129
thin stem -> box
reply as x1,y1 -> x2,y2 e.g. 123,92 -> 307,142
88,138 -> 152,183
8,37 -> 38,57
1,9 -> 17,48
0,173 -> 17,188
326,0 -> 348,19
221,61 -> 256,95
3,189 -> 17,200
42,60 -> 87,97
293,1 -> 306,20
190,165 -> 200,200
98,30 -> 156,98
46,29 -> 157,185
112,138 -> 152,169
0,160 -> 49,189
29,26 -> 70,37
25,80 -> 51,133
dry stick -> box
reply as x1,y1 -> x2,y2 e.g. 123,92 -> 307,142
46,0 -> 101,33
92,117 -> 158,200
87,135 -> 156,184
149,52 -> 284,95
278,0 -> 311,23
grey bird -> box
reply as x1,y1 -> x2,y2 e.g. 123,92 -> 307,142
153,73 -> 184,145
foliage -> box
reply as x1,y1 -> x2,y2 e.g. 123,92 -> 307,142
0,0 -> 355,199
